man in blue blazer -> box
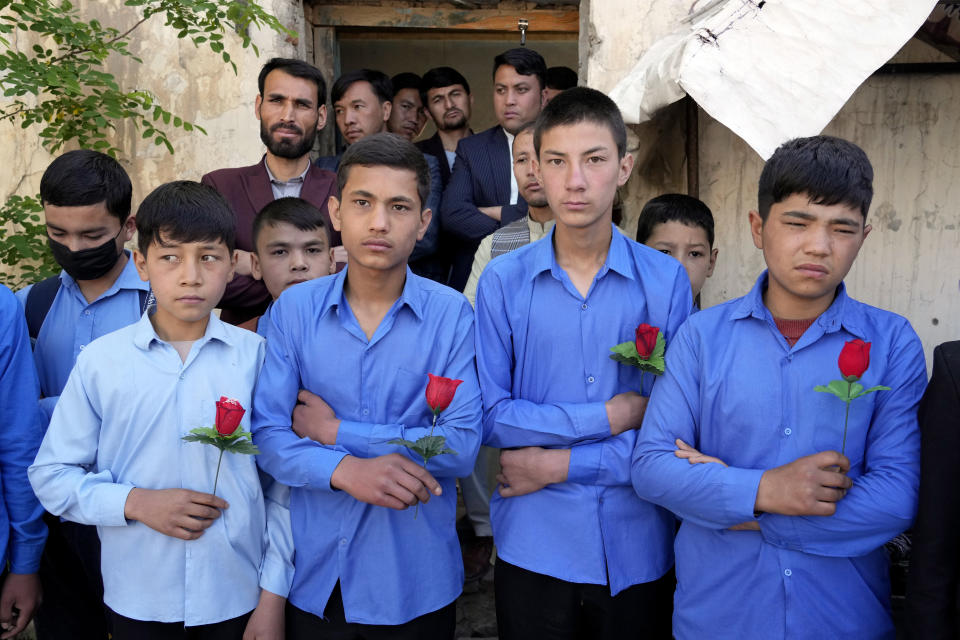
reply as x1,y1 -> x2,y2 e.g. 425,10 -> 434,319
440,48 -> 547,291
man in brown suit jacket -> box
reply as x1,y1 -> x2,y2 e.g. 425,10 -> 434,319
202,58 -> 339,324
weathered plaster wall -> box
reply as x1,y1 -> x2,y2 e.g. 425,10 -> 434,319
582,1 -> 959,364
699,68 -> 960,362
1,0 -> 305,211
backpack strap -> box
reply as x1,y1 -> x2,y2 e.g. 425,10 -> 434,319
25,276 -> 61,341
138,288 -> 154,315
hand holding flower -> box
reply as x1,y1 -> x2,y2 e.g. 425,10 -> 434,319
330,454 -> 441,510
123,487 -> 228,541
390,373 -> 462,517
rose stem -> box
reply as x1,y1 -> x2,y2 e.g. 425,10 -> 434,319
212,448 -> 225,497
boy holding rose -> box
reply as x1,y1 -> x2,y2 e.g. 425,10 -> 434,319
474,87 -> 692,638
631,136 -> 926,638
251,133 -> 482,638
30,182 -> 292,639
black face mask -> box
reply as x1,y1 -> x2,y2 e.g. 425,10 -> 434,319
47,228 -> 123,281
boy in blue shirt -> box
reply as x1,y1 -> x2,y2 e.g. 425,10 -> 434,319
474,87 -> 692,639
636,193 -> 718,307
238,197 -> 333,335
0,285 -> 46,639
30,182 -> 292,639
632,136 -> 926,639
252,133 -> 482,638
17,149 -> 148,640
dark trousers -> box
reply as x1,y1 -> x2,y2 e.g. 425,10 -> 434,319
286,583 -> 456,640
35,514 -> 111,640
495,559 -> 674,640
110,610 -> 251,640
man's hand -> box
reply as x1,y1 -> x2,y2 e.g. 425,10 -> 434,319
0,573 -> 40,639
234,249 -> 253,277
674,439 -> 728,466
123,488 -> 228,540
605,391 -> 648,436
478,206 -> 502,222
242,590 -> 285,640
292,389 -> 340,446
755,451 -> 853,516
497,447 -> 570,498
330,454 -> 441,510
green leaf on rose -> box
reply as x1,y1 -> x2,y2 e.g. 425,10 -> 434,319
182,426 -> 260,454
814,379 -> 852,402
609,331 -> 665,375
389,435 -> 457,464
850,384 -> 891,400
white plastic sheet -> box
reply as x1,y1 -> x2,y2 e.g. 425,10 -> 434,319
609,0 -> 939,158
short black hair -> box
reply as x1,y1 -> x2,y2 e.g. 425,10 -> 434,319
546,66 -> 578,91
136,181 -> 236,254
514,121 -> 537,137
534,86 -> 627,159
758,135 -> 874,222
419,66 -> 471,103
493,48 -> 547,90
258,58 -> 328,106
390,72 -> 422,97
252,197 -> 330,252
331,69 -> 393,106
636,194 -> 715,247
337,133 -> 430,211
40,149 -> 132,222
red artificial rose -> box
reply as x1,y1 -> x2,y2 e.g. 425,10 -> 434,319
425,374 -> 463,415
838,339 -> 871,381
215,396 -> 245,436
635,324 -> 660,360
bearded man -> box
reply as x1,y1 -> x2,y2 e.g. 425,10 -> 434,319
202,57 -> 340,324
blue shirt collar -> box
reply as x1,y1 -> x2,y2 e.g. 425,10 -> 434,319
324,266 -> 424,323
529,224 -> 635,282
59,250 -> 151,299
133,311 -> 234,351
731,271 -> 866,340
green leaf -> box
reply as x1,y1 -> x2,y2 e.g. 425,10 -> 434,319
389,435 -> 457,464
608,331 -> 665,376
850,384 -> 891,400
814,379 -> 854,402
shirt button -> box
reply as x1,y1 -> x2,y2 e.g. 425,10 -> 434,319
783,428 -> 792,435
339,538 -> 347,546
79,344 -> 85,350
362,408 -> 369,416
587,376 -> 595,383
581,303 -> 587,310
178,373 -> 185,381
784,569 -> 792,577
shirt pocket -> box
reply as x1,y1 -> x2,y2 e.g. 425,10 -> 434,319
387,367 -> 431,427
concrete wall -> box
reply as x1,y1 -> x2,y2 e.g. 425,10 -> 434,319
581,0 -> 960,366
698,57 -> 960,362
1,0 -> 305,214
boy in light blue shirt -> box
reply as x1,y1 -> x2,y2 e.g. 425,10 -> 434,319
30,181 -> 292,639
